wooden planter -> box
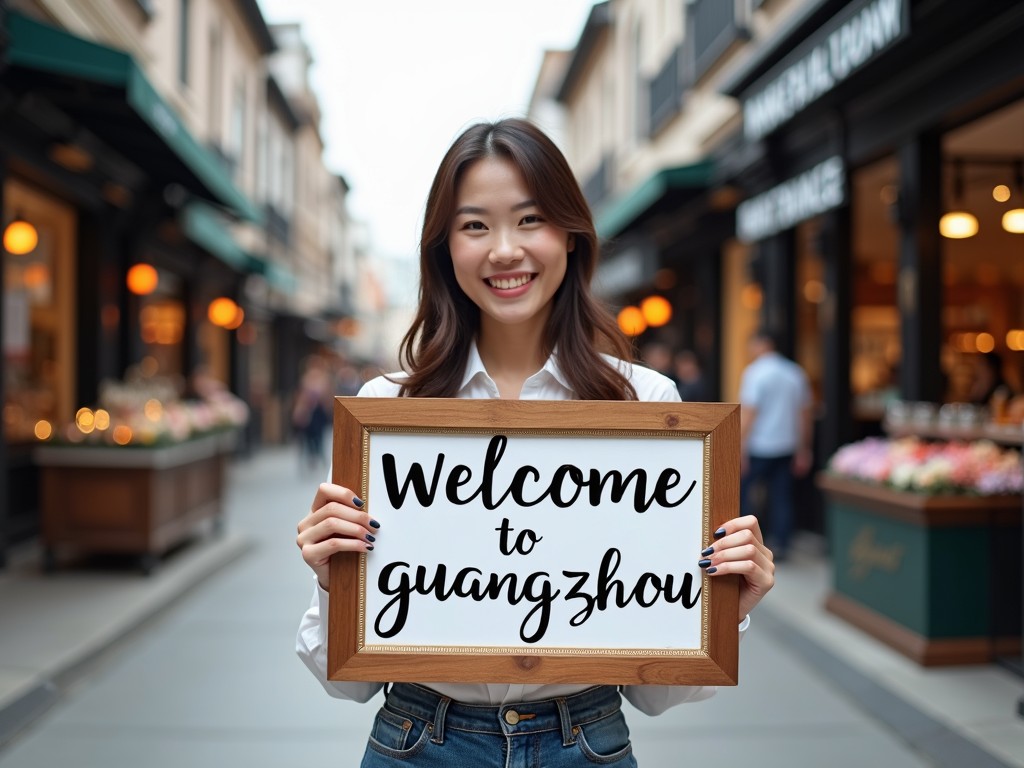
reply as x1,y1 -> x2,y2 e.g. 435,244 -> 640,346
34,431 -> 236,574
817,473 -> 1022,666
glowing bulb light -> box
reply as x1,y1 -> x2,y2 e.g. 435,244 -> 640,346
4,219 -> 38,255
1002,208 -> 1024,234
640,296 -> 672,327
127,263 -> 159,295
207,297 -> 239,327
617,306 -> 647,337
939,211 -> 978,239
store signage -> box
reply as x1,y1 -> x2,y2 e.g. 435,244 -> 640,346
736,156 -> 845,242
328,397 -> 741,686
743,0 -> 909,141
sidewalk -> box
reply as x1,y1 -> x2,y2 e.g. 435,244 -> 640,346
0,445 -> 1020,766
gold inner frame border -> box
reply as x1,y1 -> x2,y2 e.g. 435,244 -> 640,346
356,425 -> 713,657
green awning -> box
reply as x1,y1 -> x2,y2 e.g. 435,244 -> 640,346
264,262 -> 297,294
182,202 -> 251,270
595,161 -> 713,240
5,12 -> 262,223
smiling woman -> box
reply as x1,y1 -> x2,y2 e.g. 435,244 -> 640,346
294,118 -> 776,768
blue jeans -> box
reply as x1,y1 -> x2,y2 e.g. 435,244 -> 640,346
740,453 -> 794,555
360,683 -> 637,767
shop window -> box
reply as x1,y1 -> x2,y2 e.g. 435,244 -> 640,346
3,180 -> 77,445
941,99 -> 1024,407
795,218 -> 825,403
850,155 -> 901,420
138,270 -> 186,380
721,239 -> 761,401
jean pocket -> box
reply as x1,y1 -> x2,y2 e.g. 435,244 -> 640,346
575,711 -> 635,765
366,706 -> 432,760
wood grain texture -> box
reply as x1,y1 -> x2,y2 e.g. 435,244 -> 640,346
328,398 -> 741,686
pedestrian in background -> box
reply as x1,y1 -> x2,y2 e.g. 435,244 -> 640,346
738,329 -> 813,562
295,118 -> 775,767
639,340 -> 679,386
292,355 -> 331,472
674,349 -> 710,401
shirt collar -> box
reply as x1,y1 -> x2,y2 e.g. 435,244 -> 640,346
458,340 -> 573,394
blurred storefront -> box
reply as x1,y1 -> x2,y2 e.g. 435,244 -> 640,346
719,0 -> 1024,460
717,0 -> 1024,669
0,11 -> 261,563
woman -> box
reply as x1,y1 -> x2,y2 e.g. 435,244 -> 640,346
295,118 -> 775,766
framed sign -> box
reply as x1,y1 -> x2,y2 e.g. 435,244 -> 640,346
329,398 -> 740,686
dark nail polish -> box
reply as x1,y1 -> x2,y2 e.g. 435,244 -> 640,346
365,533 -> 376,543
698,558 -> 712,568
366,544 -> 374,551
369,519 -> 381,529
352,496 -> 364,507
707,566 -> 717,574
714,527 -> 727,538
701,546 -> 714,557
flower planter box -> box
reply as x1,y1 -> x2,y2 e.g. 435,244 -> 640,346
34,431 -> 236,574
817,473 -> 1022,665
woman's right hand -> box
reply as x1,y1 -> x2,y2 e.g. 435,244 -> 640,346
296,483 -> 379,591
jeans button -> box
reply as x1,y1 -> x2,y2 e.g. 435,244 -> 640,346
504,709 -> 520,725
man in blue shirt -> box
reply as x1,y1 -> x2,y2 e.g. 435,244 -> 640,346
739,330 -> 813,560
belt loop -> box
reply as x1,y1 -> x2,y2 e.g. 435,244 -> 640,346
556,697 -> 576,746
431,695 -> 451,744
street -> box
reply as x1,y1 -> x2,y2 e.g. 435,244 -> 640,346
0,445 -> 977,767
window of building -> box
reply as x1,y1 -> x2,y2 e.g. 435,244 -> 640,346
850,155 -> 901,418
3,180 -> 77,445
178,0 -> 190,86
229,79 -> 247,180
208,24 -> 223,141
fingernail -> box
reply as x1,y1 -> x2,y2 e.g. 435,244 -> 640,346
701,546 -> 714,557
366,544 -> 374,551
369,519 -> 381,529
353,496 -> 364,507
714,527 -> 727,538
698,558 -> 712,568
365,533 -> 376,543
707,566 -> 717,574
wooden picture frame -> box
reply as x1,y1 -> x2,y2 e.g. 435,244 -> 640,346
329,398 -> 740,686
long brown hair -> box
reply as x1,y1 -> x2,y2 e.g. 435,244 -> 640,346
397,118 -> 636,400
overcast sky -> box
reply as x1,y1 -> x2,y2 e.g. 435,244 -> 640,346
256,0 -> 596,258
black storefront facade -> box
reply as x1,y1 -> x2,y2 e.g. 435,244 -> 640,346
718,0 -> 1024,674
719,0 -> 1024,462
0,11 -> 263,565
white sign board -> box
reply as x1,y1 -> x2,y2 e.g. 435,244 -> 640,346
364,432 -> 705,650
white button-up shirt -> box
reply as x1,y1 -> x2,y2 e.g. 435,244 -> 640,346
296,344 -> 749,715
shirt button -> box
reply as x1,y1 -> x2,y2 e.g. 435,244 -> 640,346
504,709 -> 520,725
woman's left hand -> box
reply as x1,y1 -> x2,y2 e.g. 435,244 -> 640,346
699,515 -> 775,623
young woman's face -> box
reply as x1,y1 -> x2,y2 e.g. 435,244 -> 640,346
448,156 -> 572,333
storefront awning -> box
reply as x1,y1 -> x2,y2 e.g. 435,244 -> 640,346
181,202 -> 253,271
4,12 -> 262,223
595,161 -> 713,240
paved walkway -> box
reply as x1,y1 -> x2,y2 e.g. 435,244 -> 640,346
0,445 -> 1021,767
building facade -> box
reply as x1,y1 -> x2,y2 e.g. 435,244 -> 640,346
551,0 -> 1024,673
0,0 -> 364,563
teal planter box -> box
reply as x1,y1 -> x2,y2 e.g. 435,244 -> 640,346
818,474 -> 1021,666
